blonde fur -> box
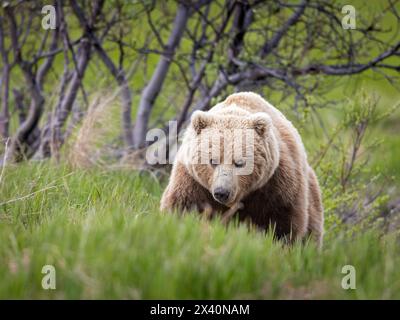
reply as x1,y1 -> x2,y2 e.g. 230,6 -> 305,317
161,92 -> 324,246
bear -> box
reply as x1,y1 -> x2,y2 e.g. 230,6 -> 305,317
160,92 -> 324,246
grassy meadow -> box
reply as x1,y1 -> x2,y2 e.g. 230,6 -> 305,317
0,161 -> 399,299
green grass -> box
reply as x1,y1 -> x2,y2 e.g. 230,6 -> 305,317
0,163 -> 399,299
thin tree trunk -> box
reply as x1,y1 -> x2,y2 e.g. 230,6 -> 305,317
70,0 -> 134,150
132,3 -> 190,149
4,5 -> 46,161
0,65 -> 10,139
12,88 -> 41,158
92,42 -> 134,149
0,16 -> 11,140
51,38 -> 91,158
13,89 -> 26,125
119,77 -> 133,149
177,1 -> 237,132
6,76 -> 45,162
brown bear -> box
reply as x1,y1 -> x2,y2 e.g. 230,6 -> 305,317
160,92 -> 324,246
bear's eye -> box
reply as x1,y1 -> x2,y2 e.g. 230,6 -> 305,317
234,160 -> 245,168
209,158 -> 218,167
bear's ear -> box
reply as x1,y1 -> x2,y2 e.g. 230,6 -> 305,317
191,111 -> 212,134
249,113 -> 272,137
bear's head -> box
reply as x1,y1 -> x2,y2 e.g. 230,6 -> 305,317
182,110 -> 280,207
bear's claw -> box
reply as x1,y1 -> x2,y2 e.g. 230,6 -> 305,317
221,202 -> 244,225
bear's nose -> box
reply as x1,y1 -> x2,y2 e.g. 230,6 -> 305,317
213,187 -> 230,203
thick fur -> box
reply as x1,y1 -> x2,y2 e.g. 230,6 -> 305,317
160,92 -> 324,246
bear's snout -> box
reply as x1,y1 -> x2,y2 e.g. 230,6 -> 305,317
213,187 -> 230,204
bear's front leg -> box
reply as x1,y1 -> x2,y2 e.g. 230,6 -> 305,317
160,161 -> 210,214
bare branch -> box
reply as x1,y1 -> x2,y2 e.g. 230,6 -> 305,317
132,2 -> 191,148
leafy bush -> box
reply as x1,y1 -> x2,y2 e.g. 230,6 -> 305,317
301,92 -> 399,239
